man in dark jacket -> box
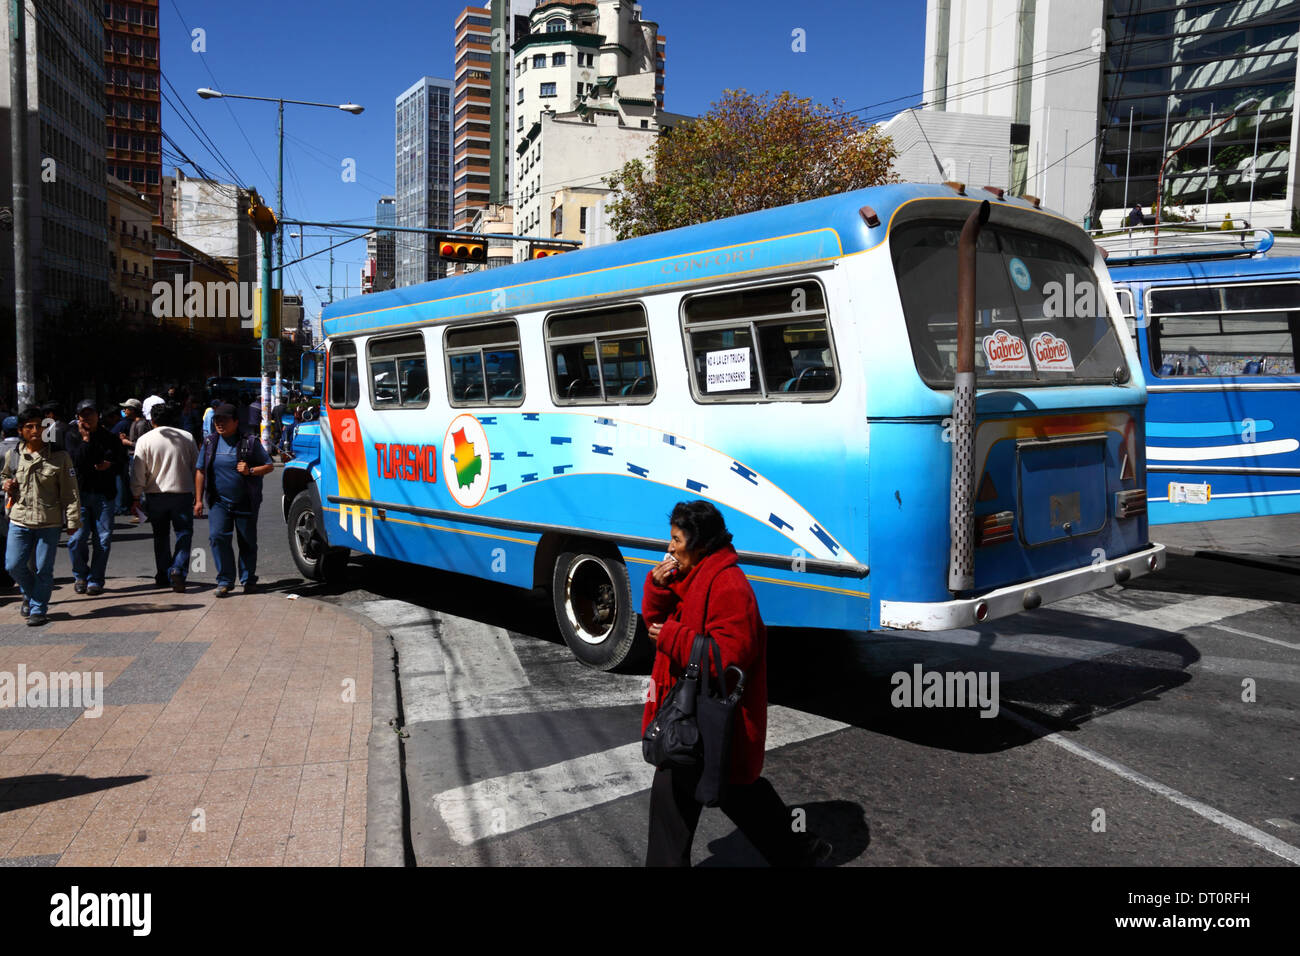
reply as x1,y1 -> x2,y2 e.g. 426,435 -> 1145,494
65,399 -> 126,595
193,403 -> 272,595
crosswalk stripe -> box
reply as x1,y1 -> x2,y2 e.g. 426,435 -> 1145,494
435,613 -> 529,702
431,705 -> 849,845
1205,623 -> 1300,651
1113,595 -> 1274,632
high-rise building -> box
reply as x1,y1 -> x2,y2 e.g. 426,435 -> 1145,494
365,196 -> 396,293
395,76 -> 455,286
510,0 -> 680,258
107,175 -> 155,319
895,0 -> 1300,228
0,0 -> 111,318
103,0 -> 163,223
452,1 -> 534,236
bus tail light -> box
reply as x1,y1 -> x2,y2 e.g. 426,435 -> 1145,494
977,511 -> 1015,546
1115,489 -> 1147,518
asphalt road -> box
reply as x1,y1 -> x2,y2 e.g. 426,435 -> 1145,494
85,469 -> 1300,867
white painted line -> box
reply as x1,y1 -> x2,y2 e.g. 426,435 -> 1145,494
1195,656 -> 1300,685
435,613 -> 529,702
1002,708 -> 1300,865
1206,623 -> 1300,651
1113,595 -> 1274,633
432,705 -> 849,845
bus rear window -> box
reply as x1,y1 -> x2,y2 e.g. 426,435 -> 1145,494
891,221 -> 1126,387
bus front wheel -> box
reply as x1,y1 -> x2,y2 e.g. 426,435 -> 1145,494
287,491 -> 348,585
551,549 -> 643,671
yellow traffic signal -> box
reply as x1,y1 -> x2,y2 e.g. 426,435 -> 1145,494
435,235 -> 487,264
528,242 -> 570,259
246,190 -> 278,233
253,288 -> 282,338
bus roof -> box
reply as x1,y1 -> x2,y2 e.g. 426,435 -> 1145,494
321,183 -> 1049,339
1108,253 -> 1300,284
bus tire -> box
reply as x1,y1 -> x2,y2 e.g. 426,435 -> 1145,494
288,491 -> 348,585
551,549 -> 642,671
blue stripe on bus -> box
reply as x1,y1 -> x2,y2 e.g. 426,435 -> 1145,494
1148,420 -> 1274,439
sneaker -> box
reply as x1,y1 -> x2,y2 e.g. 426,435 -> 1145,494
26,613 -> 48,627
19,598 -> 30,618
242,580 -> 258,594
86,584 -> 103,596
215,585 -> 233,598
73,580 -> 87,594
168,568 -> 185,593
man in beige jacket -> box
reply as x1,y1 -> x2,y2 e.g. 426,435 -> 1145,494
2,406 -> 80,626
130,401 -> 197,592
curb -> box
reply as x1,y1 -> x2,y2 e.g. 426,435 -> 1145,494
299,597 -> 412,867
1160,544 -> 1300,576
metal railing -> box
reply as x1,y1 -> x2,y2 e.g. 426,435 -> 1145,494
1089,220 -> 1274,265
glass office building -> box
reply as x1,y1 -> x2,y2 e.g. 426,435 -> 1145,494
395,77 -> 454,286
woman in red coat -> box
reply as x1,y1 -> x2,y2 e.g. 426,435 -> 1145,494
642,500 -> 832,866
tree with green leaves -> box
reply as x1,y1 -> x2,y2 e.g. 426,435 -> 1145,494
604,89 -> 899,240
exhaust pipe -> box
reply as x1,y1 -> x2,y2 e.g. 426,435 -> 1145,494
949,200 -> 990,593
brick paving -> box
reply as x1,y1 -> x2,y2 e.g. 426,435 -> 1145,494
0,580 -> 374,867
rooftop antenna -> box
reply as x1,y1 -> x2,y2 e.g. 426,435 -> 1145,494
909,106 -> 948,180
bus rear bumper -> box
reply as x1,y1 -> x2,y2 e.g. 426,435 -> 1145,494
878,543 -> 1166,631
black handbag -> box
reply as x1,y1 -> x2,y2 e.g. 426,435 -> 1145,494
641,635 -> 706,768
694,636 -> 746,807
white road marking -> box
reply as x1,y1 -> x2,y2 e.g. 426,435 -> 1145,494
1002,708 -> 1300,865
1112,595 -> 1275,633
1194,656 -> 1300,685
1207,623 -> 1300,651
432,705 -> 849,845
436,614 -> 529,702
354,599 -> 454,726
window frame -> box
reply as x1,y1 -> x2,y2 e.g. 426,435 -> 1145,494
679,275 -> 841,405
544,300 -> 656,405
365,332 -> 430,409
443,318 -> 526,407
1143,280 -> 1300,379
327,340 -> 360,410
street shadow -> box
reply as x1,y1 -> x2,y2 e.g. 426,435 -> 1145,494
82,601 -> 206,618
697,799 -> 869,867
0,773 -> 150,812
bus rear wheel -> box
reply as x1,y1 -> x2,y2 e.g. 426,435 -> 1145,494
287,491 -> 348,585
551,549 -> 642,671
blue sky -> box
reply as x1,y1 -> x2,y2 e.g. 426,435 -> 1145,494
160,0 -> 926,320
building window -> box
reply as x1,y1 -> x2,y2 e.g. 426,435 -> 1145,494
540,82 -> 556,98
552,52 -> 566,67
517,88 -> 524,104
547,17 -> 566,32
445,320 -> 524,405
682,279 -> 839,402
547,304 -> 655,404
553,206 -> 563,235
640,119 -> 649,129
579,206 -> 587,232
533,54 -> 546,69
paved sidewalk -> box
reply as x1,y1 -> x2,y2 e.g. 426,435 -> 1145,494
0,578 -> 376,866
1153,514 -> 1300,572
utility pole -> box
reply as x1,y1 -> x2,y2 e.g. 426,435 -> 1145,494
9,0 -> 34,407
247,190 -> 278,454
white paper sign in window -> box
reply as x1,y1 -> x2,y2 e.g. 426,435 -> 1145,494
705,347 -> 751,391
981,330 -> 1031,371
1030,332 -> 1075,371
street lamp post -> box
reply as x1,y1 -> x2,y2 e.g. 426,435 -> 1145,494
1154,97 -> 1258,252
195,88 -> 362,453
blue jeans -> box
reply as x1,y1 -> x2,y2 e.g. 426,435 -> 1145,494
209,498 -> 259,587
116,457 -> 133,514
6,524 -> 61,616
145,492 -> 193,581
69,492 -> 113,587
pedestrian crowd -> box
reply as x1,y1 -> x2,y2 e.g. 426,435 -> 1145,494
0,384 -> 284,625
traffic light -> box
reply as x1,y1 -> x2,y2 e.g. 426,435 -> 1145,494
528,242 -> 570,259
435,235 -> 487,264
246,189 -> 278,233
253,288 -> 281,338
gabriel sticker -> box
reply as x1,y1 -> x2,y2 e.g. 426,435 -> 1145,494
1030,332 -> 1074,371
981,329 -> 1031,371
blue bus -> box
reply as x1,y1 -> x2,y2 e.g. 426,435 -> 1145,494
1104,232 -> 1300,524
283,183 -> 1164,669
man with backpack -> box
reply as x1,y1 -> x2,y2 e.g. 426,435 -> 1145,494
193,403 -> 273,596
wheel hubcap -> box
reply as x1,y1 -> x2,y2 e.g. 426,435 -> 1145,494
295,510 -> 322,561
565,557 -> 617,645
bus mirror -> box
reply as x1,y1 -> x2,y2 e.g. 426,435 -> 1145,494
301,353 -> 322,396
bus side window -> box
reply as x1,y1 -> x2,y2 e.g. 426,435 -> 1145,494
367,333 -> 428,408
445,320 -> 525,406
545,304 -> 654,404
682,279 -> 838,401
1148,282 -> 1300,378
328,341 -> 359,409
